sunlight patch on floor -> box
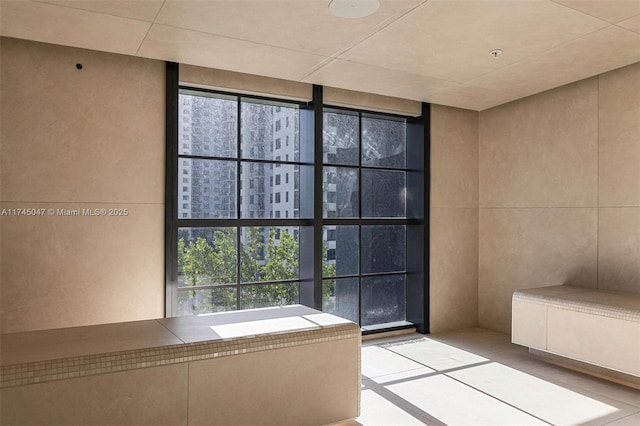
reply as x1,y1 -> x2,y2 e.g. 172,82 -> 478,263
351,332 -> 628,426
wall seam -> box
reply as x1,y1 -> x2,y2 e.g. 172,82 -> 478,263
596,75 -> 600,290
186,362 -> 190,425
477,111 -> 481,329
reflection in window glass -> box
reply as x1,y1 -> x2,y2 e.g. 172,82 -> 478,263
179,159 -> 236,219
241,283 -> 299,309
362,116 -> 406,168
323,110 -> 359,165
361,169 -> 406,217
361,275 -> 406,327
240,163 -> 307,219
240,227 -> 299,283
178,288 -> 236,316
241,99 -> 299,162
323,167 -> 358,218
323,278 -> 358,323
361,226 -> 406,274
323,226 -> 359,277
179,92 -> 237,158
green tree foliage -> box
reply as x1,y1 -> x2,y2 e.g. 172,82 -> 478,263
178,228 -> 336,314
177,228 -> 237,313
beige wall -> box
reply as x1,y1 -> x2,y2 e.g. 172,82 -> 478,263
3,37 -> 636,337
0,38 -> 166,333
430,105 -> 479,333
479,62 -> 640,333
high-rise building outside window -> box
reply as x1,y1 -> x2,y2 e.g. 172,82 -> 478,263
173,90 -> 305,315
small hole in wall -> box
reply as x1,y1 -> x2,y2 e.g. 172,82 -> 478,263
76,63 -> 83,70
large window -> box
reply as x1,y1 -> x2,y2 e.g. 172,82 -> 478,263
167,78 -> 427,332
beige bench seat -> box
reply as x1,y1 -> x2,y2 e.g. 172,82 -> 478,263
512,285 -> 640,379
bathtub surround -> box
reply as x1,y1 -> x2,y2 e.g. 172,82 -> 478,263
1,306 -> 361,425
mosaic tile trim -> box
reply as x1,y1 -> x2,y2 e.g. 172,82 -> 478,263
1,322 -> 360,389
514,291 -> 640,323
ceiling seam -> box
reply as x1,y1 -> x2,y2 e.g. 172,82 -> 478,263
300,56 -> 463,87
135,0 -> 167,56
548,0 -> 633,25
33,0 -> 160,24
613,17 -> 640,35
139,22 -> 330,60
327,0 -> 430,60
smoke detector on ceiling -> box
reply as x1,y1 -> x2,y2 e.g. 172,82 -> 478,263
329,0 -> 380,19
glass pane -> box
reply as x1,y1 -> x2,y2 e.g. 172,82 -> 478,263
240,163 -> 306,219
179,159 -> 236,219
361,226 -> 406,274
323,110 -> 358,165
179,91 -> 237,158
240,283 -> 299,309
241,99 -> 299,162
240,227 -> 299,283
362,116 -> 406,168
178,227 -> 237,287
323,226 -> 358,277
323,166 -> 358,218
361,275 -> 406,326
177,288 -> 237,316
323,278 -> 358,323
362,169 -> 406,217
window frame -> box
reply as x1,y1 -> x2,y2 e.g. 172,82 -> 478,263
166,63 -> 429,333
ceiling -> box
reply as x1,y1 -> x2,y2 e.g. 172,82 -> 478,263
1,0 -> 639,111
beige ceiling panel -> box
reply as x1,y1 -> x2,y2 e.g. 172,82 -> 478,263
413,0 -> 608,50
618,14 -> 640,33
470,26 -> 640,99
340,30 -> 523,83
33,0 -> 165,22
0,0 -> 151,55
427,84 -> 522,111
303,58 -> 456,103
138,24 -> 328,82
341,0 -> 608,82
155,0 -> 423,57
552,0 -> 640,23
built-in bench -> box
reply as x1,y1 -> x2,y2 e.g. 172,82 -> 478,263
512,285 -> 640,387
1,305 -> 361,425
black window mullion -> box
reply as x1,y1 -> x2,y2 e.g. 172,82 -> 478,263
236,95 -> 242,310
358,112 -> 363,326
177,154 -> 311,167
312,85 -> 324,310
165,62 -> 179,318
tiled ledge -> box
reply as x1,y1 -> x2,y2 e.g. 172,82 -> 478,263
1,306 -> 360,388
513,285 -> 640,323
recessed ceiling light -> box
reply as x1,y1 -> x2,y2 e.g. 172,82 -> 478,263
329,0 -> 380,19
489,49 -> 503,57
